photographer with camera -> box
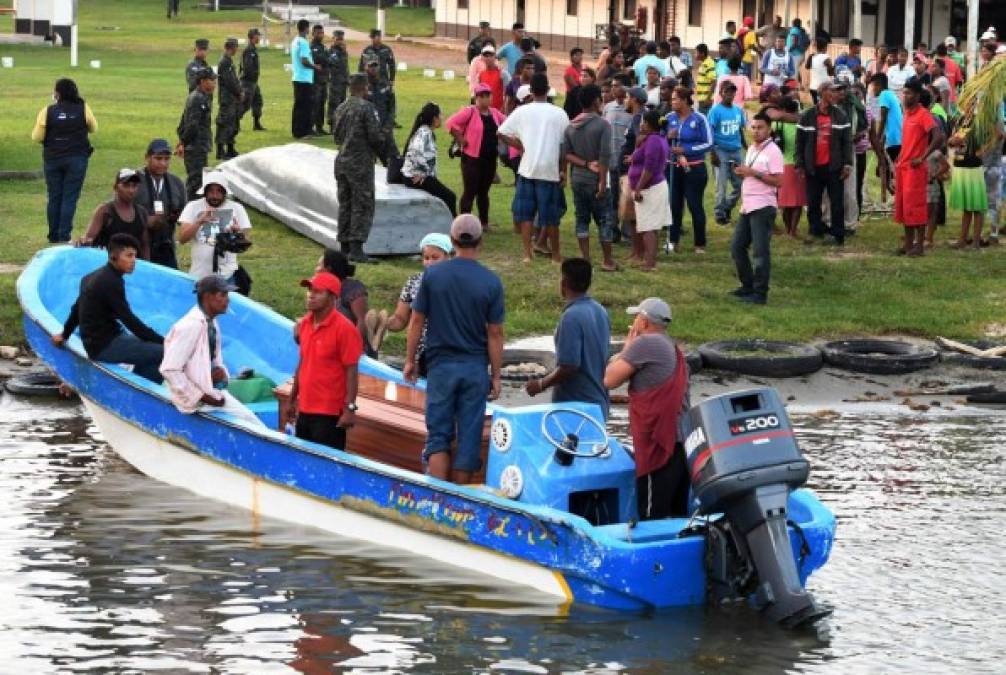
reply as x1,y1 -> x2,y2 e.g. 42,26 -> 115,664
135,139 -> 186,269
177,171 -> 253,294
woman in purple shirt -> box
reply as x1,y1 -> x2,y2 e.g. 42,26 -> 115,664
664,86 -> 714,253
629,110 -> 672,271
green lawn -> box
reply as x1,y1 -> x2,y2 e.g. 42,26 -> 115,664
2,0 -> 1005,352
321,5 -> 435,37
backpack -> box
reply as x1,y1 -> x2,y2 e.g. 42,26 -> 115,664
795,28 -> 811,53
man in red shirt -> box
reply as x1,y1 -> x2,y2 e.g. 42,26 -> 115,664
895,77 -> 944,256
287,271 -> 364,449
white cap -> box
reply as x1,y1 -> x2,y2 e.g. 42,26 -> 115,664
997,44 -> 1006,55
197,170 -> 230,195
627,297 -> 672,325
481,44 -> 496,55
944,36 -> 956,46
515,84 -> 532,101
980,29 -> 996,41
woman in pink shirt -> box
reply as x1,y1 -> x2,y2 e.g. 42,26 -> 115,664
713,60 -> 753,105
446,86 -> 507,229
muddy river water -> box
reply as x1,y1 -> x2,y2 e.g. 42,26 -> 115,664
0,389 -> 1002,673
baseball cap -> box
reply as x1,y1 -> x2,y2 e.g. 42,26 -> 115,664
146,138 -> 172,156
115,168 -> 141,184
627,86 -> 647,103
197,170 -> 230,195
248,28 -> 261,37
195,38 -> 209,49
473,83 -> 492,95
627,297 -> 672,326
944,36 -> 956,46
980,28 -> 996,40
515,84 -> 532,101
481,44 -> 496,55
300,271 -> 342,296
743,16 -> 754,27
224,37 -> 238,48
450,213 -> 482,244
194,274 -> 237,295
419,232 -> 453,254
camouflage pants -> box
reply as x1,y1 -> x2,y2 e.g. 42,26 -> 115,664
184,148 -> 208,201
240,82 -> 263,120
327,80 -> 346,127
312,79 -> 328,131
216,102 -> 240,145
335,166 -> 375,244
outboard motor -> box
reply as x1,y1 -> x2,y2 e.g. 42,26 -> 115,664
681,388 -> 827,627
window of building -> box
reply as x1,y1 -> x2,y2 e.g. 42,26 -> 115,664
458,0 -> 468,8
567,0 -> 577,16
623,0 -> 637,21
687,0 -> 701,27
829,0 -> 850,38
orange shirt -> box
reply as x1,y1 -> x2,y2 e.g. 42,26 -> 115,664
295,309 -> 363,416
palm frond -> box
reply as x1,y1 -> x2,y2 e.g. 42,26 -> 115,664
955,55 -> 1006,153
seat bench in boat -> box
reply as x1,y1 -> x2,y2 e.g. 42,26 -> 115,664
274,373 -> 491,481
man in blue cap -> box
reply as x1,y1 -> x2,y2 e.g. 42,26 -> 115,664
135,139 -> 186,269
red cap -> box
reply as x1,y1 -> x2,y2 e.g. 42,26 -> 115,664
300,272 -> 342,296
743,16 -> 754,26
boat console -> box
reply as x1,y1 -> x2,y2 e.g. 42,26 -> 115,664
485,403 -> 637,526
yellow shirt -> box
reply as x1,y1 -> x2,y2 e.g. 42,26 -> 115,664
31,102 -> 97,143
742,31 -> 758,64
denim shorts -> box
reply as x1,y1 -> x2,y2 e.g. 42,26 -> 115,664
422,358 -> 489,472
572,182 -> 613,242
513,176 -> 564,226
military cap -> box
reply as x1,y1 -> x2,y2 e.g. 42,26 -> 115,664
247,28 -> 261,38
195,67 -> 217,81
195,38 -> 209,49
479,21 -> 490,28
349,72 -> 368,86
369,28 -> 382,37
333,29 -> 345,37
224,37 -> 238,48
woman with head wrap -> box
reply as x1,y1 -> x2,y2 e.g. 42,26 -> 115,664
374,233 -> 453,373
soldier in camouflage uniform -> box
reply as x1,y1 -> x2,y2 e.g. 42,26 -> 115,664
364,59 -> 395,164
185,38 -> 210,93
309,25 -> 330,135
332,74 -> 386,264
176,69 -> 216,200
359,29 -> 397,128
216,38 -> 244,160
326,30 -> 349,130
466,21 -> 493,62
240,28 -> 265,131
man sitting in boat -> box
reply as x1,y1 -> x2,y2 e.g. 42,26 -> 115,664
603,297 -> 691,520
52,233 -> 165,383
159,274 -> 264,426
286,271 -> 364,450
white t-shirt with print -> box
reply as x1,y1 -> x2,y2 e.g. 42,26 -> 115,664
178,197 -> 252,280
497,101 -> 570,182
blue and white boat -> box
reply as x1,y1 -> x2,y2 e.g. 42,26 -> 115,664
18,247 -> 835,622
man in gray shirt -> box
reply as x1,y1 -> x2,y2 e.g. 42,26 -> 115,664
562,84 -> 616,271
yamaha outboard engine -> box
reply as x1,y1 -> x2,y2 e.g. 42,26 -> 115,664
681,388 -> 826,627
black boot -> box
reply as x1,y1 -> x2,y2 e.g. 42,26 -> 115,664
216,144 -> 225,160
348,241 -> 377,264
253,118 -> 266,131
226,144 -> 239,159
339,241 -> 350,253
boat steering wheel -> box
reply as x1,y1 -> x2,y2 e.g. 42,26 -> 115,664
540,408 -> 611,459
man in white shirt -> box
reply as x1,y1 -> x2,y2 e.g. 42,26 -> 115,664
160,274 -> 264,426
887,47 -> 914,100
498,72 -> 570,264
760,35 -> 795,87
177,171 -> 252,286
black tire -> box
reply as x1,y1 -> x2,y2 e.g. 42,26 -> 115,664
500,348 -> 556,382
821,339 -> 938,375
685,350 -> 703,375
697,340 -> 822,378
5,371 -> 63,396
966,391 -> 1006,404
938,340 -> 1006,371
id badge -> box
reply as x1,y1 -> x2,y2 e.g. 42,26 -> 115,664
153,200 -> 165,214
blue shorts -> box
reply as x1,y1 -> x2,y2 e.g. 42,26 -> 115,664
422,358 -> 489,472
513,176 -> 564,226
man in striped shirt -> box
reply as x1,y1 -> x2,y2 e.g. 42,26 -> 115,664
694,44 -> 717,114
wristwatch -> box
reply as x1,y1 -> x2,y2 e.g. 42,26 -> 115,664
346,402 -> 359,412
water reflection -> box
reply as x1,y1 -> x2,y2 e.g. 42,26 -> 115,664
0,393 -> 1003,672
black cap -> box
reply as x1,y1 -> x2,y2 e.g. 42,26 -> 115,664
194,274 -> 237,296
904,76 -> 925,93
369,28 -> 381,37
224,37 -> 238,48
195,68 -> 217,82
349,72 -> 368,86
479,21 -> 490,28
333,29 -> 345,37
247,28 -> 261,38
146,138 -> 172,155
195,38 -> 209,49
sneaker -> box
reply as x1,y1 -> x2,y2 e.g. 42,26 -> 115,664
729,287 -> 754,297
738,293 -> 767,305
664,242 -> 676,254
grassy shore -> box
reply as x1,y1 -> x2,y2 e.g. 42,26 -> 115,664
2,0 -> 1005,352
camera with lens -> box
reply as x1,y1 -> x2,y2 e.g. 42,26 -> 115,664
214,231 -> 252,255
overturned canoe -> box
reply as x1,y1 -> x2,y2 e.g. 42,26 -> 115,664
219,143 -> 452,255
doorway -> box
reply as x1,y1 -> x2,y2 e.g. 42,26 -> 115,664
885,0 -> 923,48
516,0 -> 525,26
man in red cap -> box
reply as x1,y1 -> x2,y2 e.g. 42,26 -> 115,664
286,271 -> 364,449
737,16 -> 761,79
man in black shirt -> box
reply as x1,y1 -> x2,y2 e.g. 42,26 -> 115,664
135,139 -> 186,269
53,233 -> 165,383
